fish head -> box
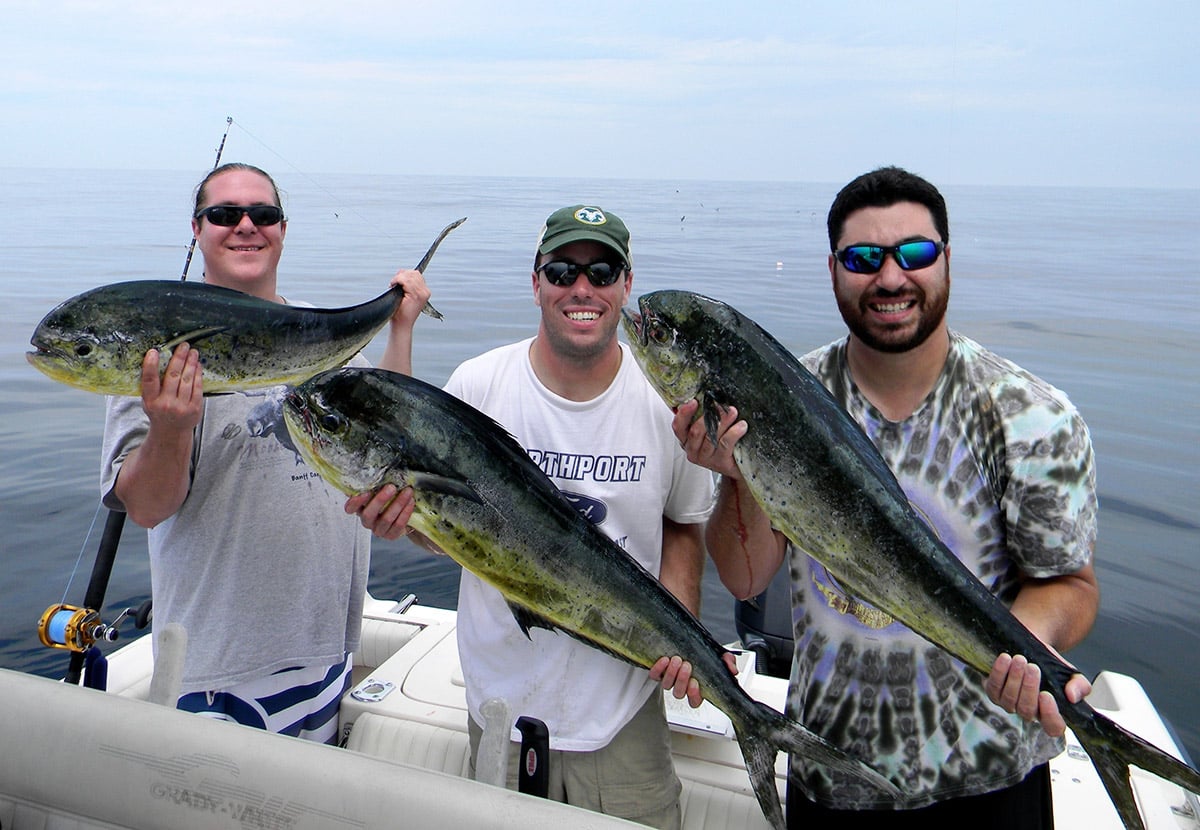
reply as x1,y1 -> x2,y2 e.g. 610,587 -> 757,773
621,290 -> 717,409
26,288 -> 153,396
281,370 -> 399,496
284,368 -> 488,511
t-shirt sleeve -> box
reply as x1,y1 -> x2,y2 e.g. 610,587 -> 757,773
1003,407 -> 1097,577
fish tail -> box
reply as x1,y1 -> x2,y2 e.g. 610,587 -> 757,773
730,729 -> 785,830
1069,704 -> 1200,830
731,701 -> 900,830
411,216 -> 467,321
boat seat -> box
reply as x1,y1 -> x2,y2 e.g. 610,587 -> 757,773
346,712 -> 473,778
354,618 -> 425,671
345,713 -> 773,830
679,780 -> 773,830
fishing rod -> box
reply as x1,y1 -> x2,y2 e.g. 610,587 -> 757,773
39,117 -> 235,685
40,510 -> 134,686
180,116 -> 233,282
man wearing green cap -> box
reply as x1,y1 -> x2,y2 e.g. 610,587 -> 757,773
351,204 -> 717,828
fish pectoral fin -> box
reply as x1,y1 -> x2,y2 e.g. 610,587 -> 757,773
700,390 -> 730,447
501,606 -> 643,671
503,605 -> 638,665
508,603 -> 557,639
162,326 -> 229,350
409,472 -> 483,504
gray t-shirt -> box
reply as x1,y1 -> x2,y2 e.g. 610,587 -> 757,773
101,368 -> 370,694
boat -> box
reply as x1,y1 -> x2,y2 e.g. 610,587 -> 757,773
1,585 -> 1196,830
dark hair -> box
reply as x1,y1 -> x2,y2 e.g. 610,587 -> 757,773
192,162 -> 283,216
826,166 -> 949,251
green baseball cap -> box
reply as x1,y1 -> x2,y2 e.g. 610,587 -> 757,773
536,205 -> 632,266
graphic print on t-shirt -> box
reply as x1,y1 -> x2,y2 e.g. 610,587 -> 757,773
526,447 -> 647,548
211,386 -> 305,470
525,449 -> 648,484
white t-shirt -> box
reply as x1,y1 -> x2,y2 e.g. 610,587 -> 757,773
444,338 -> 714,751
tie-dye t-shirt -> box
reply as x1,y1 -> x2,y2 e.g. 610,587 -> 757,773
787,331 -> 1097,810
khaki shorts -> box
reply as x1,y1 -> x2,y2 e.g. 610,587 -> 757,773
468,691 -> 682,829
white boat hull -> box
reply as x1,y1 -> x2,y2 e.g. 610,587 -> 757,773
2,595 -> 1195,830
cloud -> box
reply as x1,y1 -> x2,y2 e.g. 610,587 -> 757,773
1,1 -> 1197,187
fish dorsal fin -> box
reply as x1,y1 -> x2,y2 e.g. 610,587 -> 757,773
409,471 -> 483,504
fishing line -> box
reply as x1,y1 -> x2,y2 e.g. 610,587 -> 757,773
181,116 -> 234,282
227,117 -> 402,242
43,117 -> 236,676
51,115 -> 399,645
58,501 -> 105,607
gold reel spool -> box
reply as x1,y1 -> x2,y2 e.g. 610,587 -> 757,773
37,604 -> 105,652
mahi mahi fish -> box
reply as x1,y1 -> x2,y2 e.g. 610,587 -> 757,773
621,289 -> 1200,830
282,366 -> 900,830
25,218 -> 466,396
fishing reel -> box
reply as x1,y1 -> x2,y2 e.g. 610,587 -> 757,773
37,602 -> 150,653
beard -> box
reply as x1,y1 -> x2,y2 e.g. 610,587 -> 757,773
835,272 -> 950,354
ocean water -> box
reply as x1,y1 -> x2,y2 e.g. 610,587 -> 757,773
1,168 -> 1196,763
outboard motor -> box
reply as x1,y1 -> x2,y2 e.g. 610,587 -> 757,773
734,564 -> 794,679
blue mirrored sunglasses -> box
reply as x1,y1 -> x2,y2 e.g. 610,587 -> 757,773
834,240 -> 944,274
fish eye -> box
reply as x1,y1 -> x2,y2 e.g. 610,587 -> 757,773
73,340 -> 94,358
318,413 -> 346,433
647,322 -> 674,346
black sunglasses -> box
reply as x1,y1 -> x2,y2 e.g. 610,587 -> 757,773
834,240 -> 945,274
536,260 -> 625,288
195,204 -> 285,227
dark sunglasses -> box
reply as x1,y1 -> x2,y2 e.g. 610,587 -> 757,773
195,204 -> 285,227
536,260 -> 625,288
834,240 -> 945,274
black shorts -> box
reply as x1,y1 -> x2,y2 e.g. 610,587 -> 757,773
786,763 -> 1053,829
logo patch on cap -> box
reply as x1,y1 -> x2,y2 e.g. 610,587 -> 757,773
574,207 -> 607,226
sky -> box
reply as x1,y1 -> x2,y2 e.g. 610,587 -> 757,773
2,0 -> 1197,189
